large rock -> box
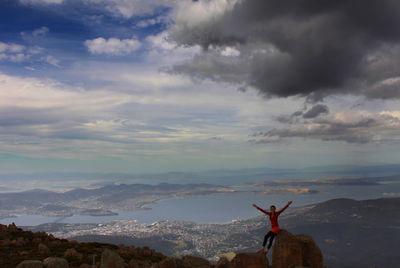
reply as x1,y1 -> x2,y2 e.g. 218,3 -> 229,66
43,257 -> 69,268
230,252 -> 269,268
8,222 -> 19,233
16,260 -> 43,268
296,234 -> 324,268
128,259 -> 153,268
181,255 -> 211,268
272,229 -> 323,268
38,243 -> 51,256
0,224 -> 8,232
215,257 -> 230,268
101,249 -> 128,268
217,252 -> 236,262
64,248 -> 83,261
157,257 -> 178,268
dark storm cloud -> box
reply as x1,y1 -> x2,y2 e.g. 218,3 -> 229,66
171,0 -> 400,101
276,104 -> 328,123
302,104 -> 329,119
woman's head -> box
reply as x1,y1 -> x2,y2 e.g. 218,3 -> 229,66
270,205 -> 276,212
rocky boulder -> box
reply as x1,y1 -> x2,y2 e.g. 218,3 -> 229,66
230,252 -> 269,268
181,255 -> 211,268
272,229 -> 323,268
157,257 -> 180,268
38,243 -> 51,256
215,257 -> 230,268
43,257 -> 69,268
101,249 -> 128,268
8,222 -> 20,233
16,260 -> 43,268
64,248 -> 83,261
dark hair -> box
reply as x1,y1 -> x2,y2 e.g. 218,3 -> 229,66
270,205 -> 276,209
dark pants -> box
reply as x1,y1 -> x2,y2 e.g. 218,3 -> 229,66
262,231 -> 277,249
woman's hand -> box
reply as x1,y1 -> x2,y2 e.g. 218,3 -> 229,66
288,201 -> 293,205
252,204 -> 258,208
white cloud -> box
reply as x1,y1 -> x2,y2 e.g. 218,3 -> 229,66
145,31 -> 201,64
85,0 -> 177,18
20,0 -> 63,4
220,46 -> 240,57
0,42 -> 25,53
45,55 -> 60,67
20,0 -> 176,19
32,26 -> 49,37
0,71 -> 258,161
175,0 -> 238,29
0,41 -> 59,66
0,42 -> 28,62
135,13 -> 171,28
85,37 -> 141,55
380,111 -> 400,118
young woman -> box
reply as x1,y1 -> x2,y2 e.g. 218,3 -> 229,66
252,201 -> 292,253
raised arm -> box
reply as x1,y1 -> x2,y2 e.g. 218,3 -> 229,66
253,204 -> 270,215
276,201 -> 292,215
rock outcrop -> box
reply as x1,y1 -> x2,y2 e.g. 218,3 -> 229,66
15,260 -> 43,268
64,248 -> 83,262
43,257 -> 69,268
38,243 -> 51,256
230,252 -> 269,268
215,257 -> 230,268
181,255 -> 212,268
272,229 -> 323,268
215,252 -> 269,268
101,249 -> 128,268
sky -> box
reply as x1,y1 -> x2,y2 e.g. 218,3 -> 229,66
0,0 -> 399,174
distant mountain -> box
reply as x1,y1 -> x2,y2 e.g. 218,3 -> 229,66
280,197 -> 400,268
0,183 -> 230,217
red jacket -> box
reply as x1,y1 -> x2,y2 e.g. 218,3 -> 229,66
256,203 -> 289,234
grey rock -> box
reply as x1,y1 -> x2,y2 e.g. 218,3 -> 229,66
43,257 -> 69,268
101,249 -> 127,268
16,260 -> 43,268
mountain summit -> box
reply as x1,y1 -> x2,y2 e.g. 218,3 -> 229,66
0,223 -> 327,268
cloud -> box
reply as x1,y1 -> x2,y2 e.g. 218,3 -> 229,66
135,13 -> 171,28
85,37 -> 141,55
20,0 -> 63,4
145,31 -> 201,64
19,0 -> 176,18
0,71 -> 258,159
0,41 -> 60,66
44,55 -> 60,67
170,0 -> 400,101
0,72 -> 146,149
251,110 -> 400,144
302,104 -> 329,119
85,0 -> 177,18
276,104 -> 328,123
0,107 -> 66,127
21,26 -> 50,41
32,26 -> 49,37
0,42 -> 28,62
